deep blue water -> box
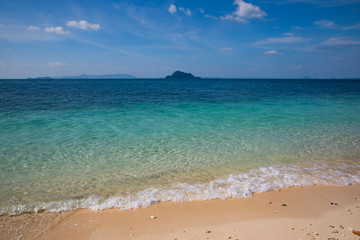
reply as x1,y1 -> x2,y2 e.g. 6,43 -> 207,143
2,79 -> 360,111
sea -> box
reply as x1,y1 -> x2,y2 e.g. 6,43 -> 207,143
0,78 -> 360,215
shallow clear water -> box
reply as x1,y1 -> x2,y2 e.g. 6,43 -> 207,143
0,79 -> 360,214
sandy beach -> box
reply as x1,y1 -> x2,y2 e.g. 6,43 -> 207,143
0,184 -> 359,240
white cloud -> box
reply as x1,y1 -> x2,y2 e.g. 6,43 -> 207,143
27,25 -> 40,31
205,15 -> 218,20
45,26 -> 70,34
66,20 -> 100,30
263,50 -> 283,55
47,62 -> 67,67
341,23 -> 360,30
314,20 -> 360,30
321,37 -> 360,47
168,4 -> 177,14
219,47 -> 234,51
254,36 -> 311,45
314,20 -> 337,28
221,14 -> 247,23
0,24 -> 63,42
179,7 -> 191,16
222,0 -> 267,23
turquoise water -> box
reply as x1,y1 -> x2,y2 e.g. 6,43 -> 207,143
0,79 -> 360,214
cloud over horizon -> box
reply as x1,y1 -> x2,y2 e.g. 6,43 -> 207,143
263,50 -> 283,55
66,20 -> 100,30
27,25 -> 40,31
314,20 -> 336,28
222,0 -> 267,23
44,26 -> 70,34
321,37 -> 360,47
314,20 -> 360,30
179,7 -> 191,16
255,36 -> 311,45
46,61 -> 67,67
168,4 -> 177,14
168,4 -> 191,16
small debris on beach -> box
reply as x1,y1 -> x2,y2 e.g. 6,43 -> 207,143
291,227 -> 295,230
332,230 -> 339,234
267,201 -> 272,204
345,209 -> 352,214
150,216 -> 157,219
281,203 -> 287,207
353,230 -> 360,236
330,202 -> 338,205
205,230 -> 211,234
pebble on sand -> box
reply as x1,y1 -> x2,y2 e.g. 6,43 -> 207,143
345,209 -> 353,214
150,216 -> 157,219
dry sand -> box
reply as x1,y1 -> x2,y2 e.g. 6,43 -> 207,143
1,184 -> 360,240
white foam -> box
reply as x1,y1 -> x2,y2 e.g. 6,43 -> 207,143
2,163 -> 360,215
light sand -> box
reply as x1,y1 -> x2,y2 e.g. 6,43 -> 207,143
1,184 -> 360,240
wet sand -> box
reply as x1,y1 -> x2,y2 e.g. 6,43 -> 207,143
1,184 -> 360,240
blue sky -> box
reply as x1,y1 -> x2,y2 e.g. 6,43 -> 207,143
0,0 -> 360,78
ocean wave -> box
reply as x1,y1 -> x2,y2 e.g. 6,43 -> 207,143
2,163 -> 360,215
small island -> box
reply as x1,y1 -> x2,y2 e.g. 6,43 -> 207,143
165,71 -> 201,80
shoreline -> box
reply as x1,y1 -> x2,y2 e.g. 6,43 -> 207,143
1,184 -> 359,239
2,163 -> 359,215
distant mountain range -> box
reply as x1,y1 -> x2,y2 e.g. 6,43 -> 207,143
28,73 -> 136,79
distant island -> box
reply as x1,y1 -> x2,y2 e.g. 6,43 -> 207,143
28,73 -> 136,80
165,71 -> 201,80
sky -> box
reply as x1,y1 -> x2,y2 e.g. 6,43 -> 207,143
0,0 -> 360,79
